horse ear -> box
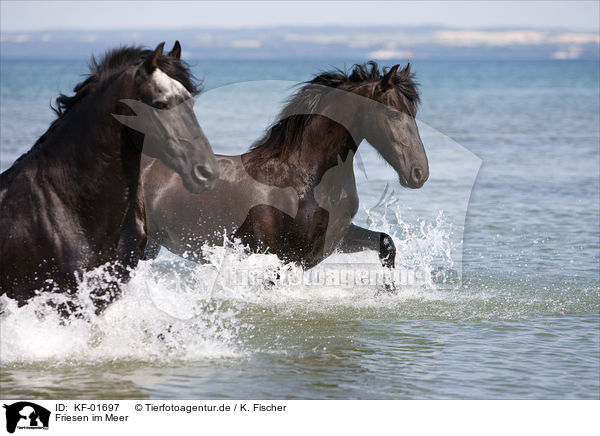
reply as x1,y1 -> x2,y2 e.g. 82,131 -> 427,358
381,64 -> 399,91
169,40 -> 181,59
402,62 -> 411,75
146,42 -> 165,72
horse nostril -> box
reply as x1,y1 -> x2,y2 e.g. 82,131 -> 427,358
192,164 -> 213,183
412,167 -> 423,183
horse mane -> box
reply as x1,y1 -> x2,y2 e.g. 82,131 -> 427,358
53,45 -> 201,118
1,46 -> 201,174
27,45 -> 202,151
249,61 -> 420,160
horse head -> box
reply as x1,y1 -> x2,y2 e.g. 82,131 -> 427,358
114,42 -> 219,193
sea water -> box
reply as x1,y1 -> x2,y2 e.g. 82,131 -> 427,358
0,59 -> 598,399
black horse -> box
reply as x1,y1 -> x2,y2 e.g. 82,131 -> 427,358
142,62 -> 428,270
0,42 -> 219,312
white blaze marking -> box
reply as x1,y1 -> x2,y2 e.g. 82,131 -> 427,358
151,68 -> 191,102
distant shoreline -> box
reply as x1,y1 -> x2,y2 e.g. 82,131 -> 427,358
2,26 -> 598,61
2,57 -> 599,62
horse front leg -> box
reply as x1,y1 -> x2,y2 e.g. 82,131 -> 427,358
91,206 -> 147,315
338,223 -> 396,269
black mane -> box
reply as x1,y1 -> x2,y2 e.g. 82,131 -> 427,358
53,45 -> 202,117
309,61 -> 420,108
4,45 -> 202,171
250,61 -> 419,157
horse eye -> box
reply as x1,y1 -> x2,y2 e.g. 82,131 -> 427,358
153,101 -> 168,110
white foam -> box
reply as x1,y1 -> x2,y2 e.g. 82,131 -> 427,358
0,261 -> 246,364
0,201 -> 458,365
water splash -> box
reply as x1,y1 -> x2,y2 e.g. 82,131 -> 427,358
2,200 -> 597,366
0,261 -> 247,365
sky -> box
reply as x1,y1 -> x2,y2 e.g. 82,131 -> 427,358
1,1 -> 599,32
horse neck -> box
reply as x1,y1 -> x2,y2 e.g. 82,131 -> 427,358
295,115 -> 360,179
244,115 -> 361,188
42,78 -> 141,221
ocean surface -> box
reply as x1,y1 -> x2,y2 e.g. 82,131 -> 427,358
0,58 -> 598,399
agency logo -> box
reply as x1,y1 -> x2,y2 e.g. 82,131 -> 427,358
3,402 -> 50,433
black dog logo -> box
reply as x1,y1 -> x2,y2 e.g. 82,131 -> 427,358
3,402 -> 50,433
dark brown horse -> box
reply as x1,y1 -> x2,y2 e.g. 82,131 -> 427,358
142,62 -> 427,271
0,42 -> 219,312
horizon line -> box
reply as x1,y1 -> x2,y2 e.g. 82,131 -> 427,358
2,23 -> 599,34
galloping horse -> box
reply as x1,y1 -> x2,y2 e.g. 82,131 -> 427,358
142,62 -> 428,270
0,42 -> 219,312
